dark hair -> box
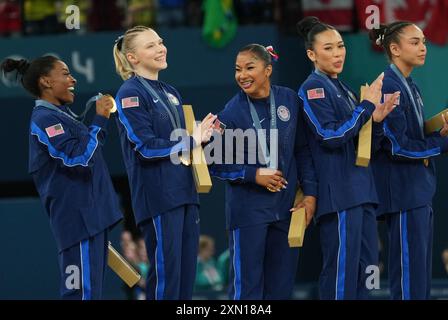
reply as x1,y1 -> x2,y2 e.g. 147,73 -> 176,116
238,43 -> 276,66
1,55 -> 59,97
296,16 -> 337,50
368,21 -> 414,60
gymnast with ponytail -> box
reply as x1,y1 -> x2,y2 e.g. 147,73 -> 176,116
0,56 -> 122,299
112,26 -> 216,300
369,22 -> 448,300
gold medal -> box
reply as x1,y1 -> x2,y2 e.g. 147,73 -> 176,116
103,94 -> 117,113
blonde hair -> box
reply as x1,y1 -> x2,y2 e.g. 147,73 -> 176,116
113,25 -> 153,80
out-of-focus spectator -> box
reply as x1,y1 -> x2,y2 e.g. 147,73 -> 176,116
0,0 -> 21,37
185,0 -> 202,26
121,231 -> 138,268
137,238 -> 149,275
378,237 -> 385,276
121,230 -> 133,249
135,237 -> 149,300
23,0 -> 61,35
120,230 -> 137,300
194,235 -> 223,292
157,0 -> 185,27
442,248 -> 448,275
234,0 -> 274,25
125,0 -> 156,29
56,0 -> 90,34
87,0 -> 124,31
274,0 -> 302,35
120,231 -> 151,300
216,248 -> 230,287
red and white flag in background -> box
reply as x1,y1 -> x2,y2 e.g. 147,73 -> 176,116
302,0 -> 355,31
355,0 -> 448,45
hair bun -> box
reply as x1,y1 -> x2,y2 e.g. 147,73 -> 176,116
368,25 -> 387,46
1,58 -> 30,75
296,16 -> 321,39
17,59 -> 30,75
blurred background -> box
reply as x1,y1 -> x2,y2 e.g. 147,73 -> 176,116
1,0 -> 448,299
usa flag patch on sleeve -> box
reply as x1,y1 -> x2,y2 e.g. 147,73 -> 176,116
307,88 -> 325,100
121,96 -> 139,108
383,93 -> 400,105
45,123 -> 65,138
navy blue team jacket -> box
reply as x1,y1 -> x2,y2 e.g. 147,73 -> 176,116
115,76 -> 198,225
210,85 -> 318,230
298,71 -> 381,219
29,102 -> 122,252
372,64 -> 448,215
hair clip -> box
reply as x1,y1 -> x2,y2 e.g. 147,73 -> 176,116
115,35 -> 124,51
265,45 -> 279,62
375,34 -> 384,46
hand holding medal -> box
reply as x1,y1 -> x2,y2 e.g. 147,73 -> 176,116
96,93 -> 117,118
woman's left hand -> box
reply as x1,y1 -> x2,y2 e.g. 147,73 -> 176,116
289,195 -> 317,227
193,113 -> 216,145
372,91 -> 400,123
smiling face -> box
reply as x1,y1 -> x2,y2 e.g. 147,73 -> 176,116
306,29 -> 346,78
39,60 -> 77,105
126,29 -> 168,77
235,50 -> 272,98
390,25 -> 427,67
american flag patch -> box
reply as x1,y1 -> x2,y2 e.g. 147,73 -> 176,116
121,96 -> 139,108
45,123 -> 65,138
383,94 -> 400,105
307,88 -> 325,100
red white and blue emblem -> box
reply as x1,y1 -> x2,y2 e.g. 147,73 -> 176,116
167,93 -> 180,106
277,105 -> 290,122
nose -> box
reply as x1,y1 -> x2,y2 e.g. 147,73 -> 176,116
420,43 -> 427,52
333,48 -> 342,58
158,43 -> 166,53
241,67 -> 250,78
71,75 -> 77,84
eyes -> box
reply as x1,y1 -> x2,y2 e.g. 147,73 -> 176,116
147,39 -> 164,49
235,66 -> 255,72
324,44 -> 345,51
411,40 -> 426,46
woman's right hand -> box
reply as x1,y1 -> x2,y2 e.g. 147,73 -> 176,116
192,113 -> 217,145
255,168 -> 287,192
95,95 -> 115,118
363,72 -> 384,106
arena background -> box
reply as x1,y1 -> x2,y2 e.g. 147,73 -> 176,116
1,1 -> 448,300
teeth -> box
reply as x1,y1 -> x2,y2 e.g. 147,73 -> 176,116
68,87 -> 75,92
